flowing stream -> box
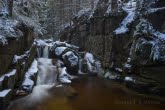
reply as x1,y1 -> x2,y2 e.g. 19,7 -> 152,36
42,46 -> 49,58
7,45 -> 164,110
8,76 -> 164,110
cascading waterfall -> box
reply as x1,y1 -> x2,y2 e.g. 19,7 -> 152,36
8,58 -> 58,109
37,58 -> 58,85
36,47 -> 42,58
36,45 -> 49,58
43,46 -> 49,58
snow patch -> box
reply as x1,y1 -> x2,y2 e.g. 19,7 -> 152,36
114,0 -> 137,34
0,35 -> 8,45
122,0 -> 137,13
105,0 -> 112,15
137,19 -> 165,41
85,52 -> 95,64
89,0 -> 99,19
35,39 -> 48,47
148,7 -> 165,14
55,47 -> 67,56
62,51 -> 78,66
0,89 -> 11,97
125,76 -> 134,82
13,50 -> 30,63
76,8 -> 91,18
22,59 -> 38,91
115,68 -> 123,72
0,69 -> 16,82
114,12 -> 136,34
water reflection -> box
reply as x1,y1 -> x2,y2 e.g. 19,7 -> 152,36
8,77 -> 164,110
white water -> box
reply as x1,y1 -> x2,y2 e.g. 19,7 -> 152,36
36,45 -> 49,58
43,46 -> 49,58
37,58 -> 58,85
8,58 -> 59,109
36,47 -> 42,58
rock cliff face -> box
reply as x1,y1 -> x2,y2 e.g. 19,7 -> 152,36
59,0 -> 165,96
0,0 -> 41,109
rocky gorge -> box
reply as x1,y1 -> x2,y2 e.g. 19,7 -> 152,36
0,0 -> 165,110
59,0 -> 165,96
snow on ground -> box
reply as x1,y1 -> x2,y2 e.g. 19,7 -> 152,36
85,52 -> 95,64
55,47 -> 67,56
35,39 -> 79,50
62,51 -> 79,66
114,0 -> 137,34
76,8 -> 91,18
0,18 -> 23,45
147,7 -> 165,14
114,12 -> 136,34
138,19 -> 165,41
89,0 -> 99,19
105,0 -> 112,15
0,69 -> 16,83
125,76 -> 134,82
115,68 -> 123,72
35,39 -> 48,47
22,59 -> 38,91
0,89 -> 11,97
13,50 -> 30,63
54,41 -> 79,49
0,35 -> 8,45
0,19 -> 23,39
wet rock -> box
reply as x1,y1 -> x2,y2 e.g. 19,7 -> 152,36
130,38 -> 154,66
57,0 -> 165,97
124,76 -> 158,94
0,20 -> 34,76
62,51 -> 79,75
104,70 -> 124,83
140,66 -> 165,88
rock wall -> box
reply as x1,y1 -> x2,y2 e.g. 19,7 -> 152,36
0,0 -> 40,109
59,0 -> 165,96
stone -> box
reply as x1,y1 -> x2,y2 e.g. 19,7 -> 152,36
125,76 -> 158,94
0,89 -> 12,110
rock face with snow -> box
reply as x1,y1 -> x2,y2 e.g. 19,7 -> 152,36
59,0 -> 165,96
0,0 -> 39,109
49,42 -> 79,75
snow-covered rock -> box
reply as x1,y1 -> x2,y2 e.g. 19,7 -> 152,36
85,52 -> 95,64
125,76 -> 134,82
21,59 -> 38,92
62,51 -> 79,67
55,47 -> 67,56
114,0 -> 137,34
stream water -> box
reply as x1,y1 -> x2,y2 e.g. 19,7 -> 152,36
8,76 -> 164,110
7,47 -> 164,110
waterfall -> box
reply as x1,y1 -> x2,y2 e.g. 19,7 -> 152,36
7,58 -> 59,109
37,45 -> 49,58
36,47 -> 42,58
43,46 -> 49,58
